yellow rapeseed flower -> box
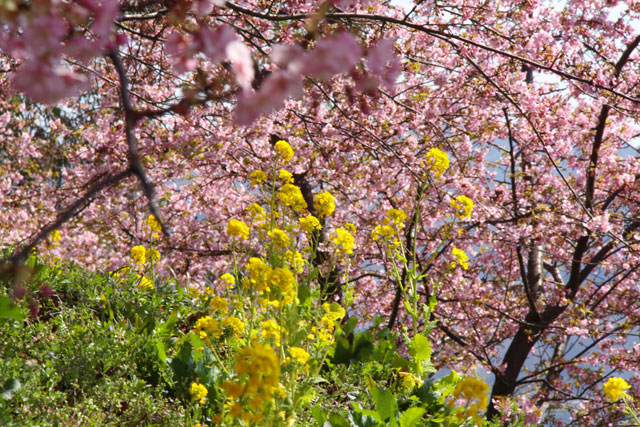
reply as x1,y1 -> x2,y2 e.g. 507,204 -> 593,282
246,203 -> 266,222
221,273 -> 235,287
269,268 -> 296,305
223,316 -> 246,338
603,377 -> 631,402
372,224 -> 394,242
49,229 -> 62,247
260,319 -> 281,346
278,169 -> 294,184
227,219 -> 250,240
234,342 -> 281,398
249,170 -> 267,185
193,316 -> 223,342
210,296 -> 229,314
277,183 -> 307,212
323,302 -> 346,321
275,140 -> 294,162
425,147 -> 449,177
452,376 -> 489,417
289,347 -> 310,364
451,195 -> 474,219
386,208 -> 407,225
145,214 -> 162,233
398,371 -> 420,390
331,227 -> 355,256
313,192 -> 335,218
299,215 -> 322,233
131,245 -> 146,265
285,250 -> 304,273
135,274 -> 154,290
246,258 -> 272,293
451,247 -> 469,270
268,228 -> 290,249
189,382 -> 208,404
148,247 -> 161,263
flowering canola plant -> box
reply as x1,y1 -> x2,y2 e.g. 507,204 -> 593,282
172,141 -> 356,425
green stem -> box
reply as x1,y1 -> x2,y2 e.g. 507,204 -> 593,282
622,395 -> 640,426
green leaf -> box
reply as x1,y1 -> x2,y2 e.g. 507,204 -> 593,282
155,340 -> 167,363
188,332 -> 205,362
372,386 -> 397,423
351,409 -> 383,426
0,296 -> 25,321
399,407 -> 426,427
343,316 -> 359,336
327,412 -> 351,427
409,334 -> 432,362
155,311 -> 178,342
298,283 -> 311,305
434,370 -> 461,400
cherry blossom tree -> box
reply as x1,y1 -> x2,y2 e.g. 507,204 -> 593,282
2,0 -> 640,424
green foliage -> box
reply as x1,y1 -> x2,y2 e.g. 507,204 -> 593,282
0,253 -> 525,426
0,259 -> 190,426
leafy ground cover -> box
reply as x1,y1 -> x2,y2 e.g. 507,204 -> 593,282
2,253 -> 513,427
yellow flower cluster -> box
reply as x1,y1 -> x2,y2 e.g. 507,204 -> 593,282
247,258 -> 272,293
277,183 -> 307,212
425,147 -> 449,177
452,376 -> 489,419
227,219 -> 250,240
269,268 -> 296,305
130,245 -> 146,265
372,224 -> 395,243
145,214 -> 162,233
249,170 -> 267,185
386,208 -> 407,225
110,266 -> 131,282
603,377 -> 631,402
451,247 -> 469,270
313,192 -> 335,218
278,169 -> 294,184
49,229 -> 62,247
288,346 -> 310,365
189,382 -> 208,404
246,203 -> 266,223
299,215 -> 322,233
285,250 -> 304,273
222,343 -> 284,423
222,315 -> 246,338
210,296 -> 229,314
130,245 -> 161,267
193,316 -> 223,344
246,258 -> 296,305
372,208 -> 407,246
135,274 -> 154,290
260,319 -> 281,346
398,371 -> 421,390
450,195 -> 474,219
268,228 -> 290,249
330,226 -> 355,256
311,303 -> 346,345
275,140 -> 294,163
220,273 -> 235,288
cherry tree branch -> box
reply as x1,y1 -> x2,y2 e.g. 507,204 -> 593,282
107,49 -> 169,237
4,169 -> 133,268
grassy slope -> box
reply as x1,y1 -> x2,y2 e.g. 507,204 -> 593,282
1,258 -> 193,426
